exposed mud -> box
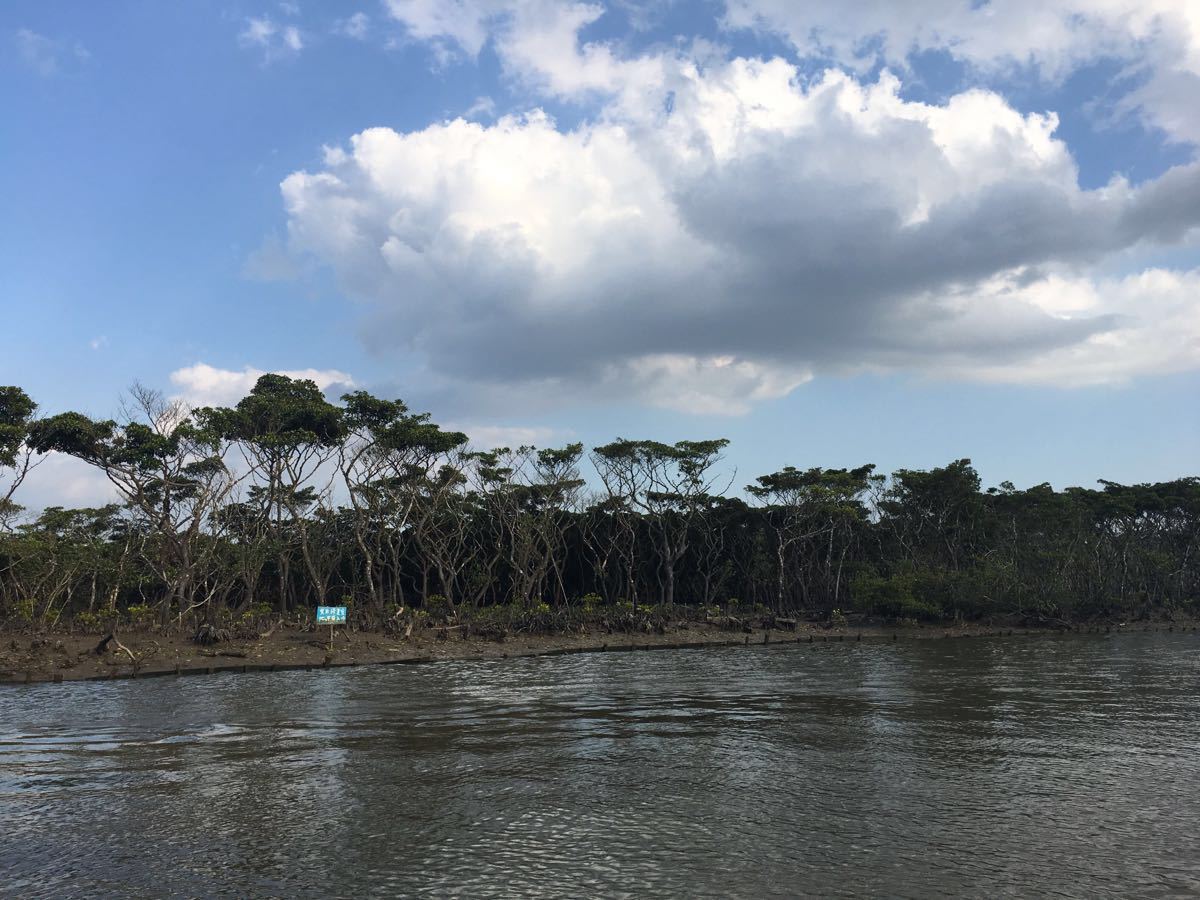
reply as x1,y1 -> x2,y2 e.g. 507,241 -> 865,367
3,618 -> 1184,684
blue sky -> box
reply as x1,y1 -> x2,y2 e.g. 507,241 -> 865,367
3,0 -> 1199,506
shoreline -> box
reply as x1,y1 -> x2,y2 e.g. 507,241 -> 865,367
3,619 -> 1194,685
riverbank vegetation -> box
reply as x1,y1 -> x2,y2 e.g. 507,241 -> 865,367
1,379 -> 1197,635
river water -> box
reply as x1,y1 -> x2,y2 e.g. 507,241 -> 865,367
2,633 -> 1199,898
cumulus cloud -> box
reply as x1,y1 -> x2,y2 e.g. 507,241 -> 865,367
383,1 -> 1200,144
169,364 -> 355,407
381,0 -> 1200,152
273,35 -> 1200,413
930,269 -> 1200,385
724,0 -> 1200,144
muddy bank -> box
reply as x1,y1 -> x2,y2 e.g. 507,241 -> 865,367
3,618 -> 1192,685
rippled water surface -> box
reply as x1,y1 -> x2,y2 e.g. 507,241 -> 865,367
3,633 -> 1200,898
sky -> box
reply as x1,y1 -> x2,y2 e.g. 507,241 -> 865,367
2,0 -> 1199,507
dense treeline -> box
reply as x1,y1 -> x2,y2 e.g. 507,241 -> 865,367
1,378 -> 1197,631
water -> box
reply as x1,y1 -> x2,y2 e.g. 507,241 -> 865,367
2,633 -> 1199,898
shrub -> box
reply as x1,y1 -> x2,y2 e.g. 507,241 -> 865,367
423,594 -> 453,621
239,602 -> 273,623
851,571 -> 943,621
125,604 -> 156,627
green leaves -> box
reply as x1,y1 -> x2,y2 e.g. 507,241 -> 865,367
27,411 -> 224,479
6,373 -> 1200,626
593,437 -> 730,499
593,438 -> 729,470
749,464 -> 877,515
206,374 -> 346,450
27,412 -> 116,463
341,390 -> 408,431
0,386 -> 36,468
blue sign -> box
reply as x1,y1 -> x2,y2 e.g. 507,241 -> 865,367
316,606 -> 347,624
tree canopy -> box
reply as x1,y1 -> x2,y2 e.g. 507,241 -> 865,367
1,379 -> 1197,630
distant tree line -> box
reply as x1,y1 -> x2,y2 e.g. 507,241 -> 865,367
1,378 -> 1197,630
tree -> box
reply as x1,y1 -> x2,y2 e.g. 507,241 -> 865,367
592,438 -> 730,608
0,386 -> 38,529
28,385 -> 234,622
749,465 -> 877,612
691,494 -> 747,607
879,459 -> 983,572
200,374 -> 344,611
338,391 -> 467,612
6,375 -> 1200,630
468,444 -> 586,608
529,444 -> 586,605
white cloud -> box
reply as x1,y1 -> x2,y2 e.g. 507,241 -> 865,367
931,268 -> 1200,386
12,367 -> 357,515
169,364 -> 355,407
464,95 -> 497,118
383,0 -> 501,58
15,28 -> 87,77
16,453 -> 118,513
446,422 -> 565,448
262,2 -> 1200,415
619,355 -> 812,415
239,16 -> 304,60
336,12 -> 370,40
383,0 -> 666,97
384,1 -> 1200,143
493,0 -> 653,97
275,51 -> 1200,413
724,0 -> 1200,144
89,336 -> 109,351
241,17 -> 275,46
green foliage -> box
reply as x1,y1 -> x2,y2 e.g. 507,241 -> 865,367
423,594 -> 454,621
240,602 -> 273,623
75,609 -> 119,632
206,374 -> 345,449
11,597 -> 35,623
125,604 -> 156,627
850,571 -> 943,620
0,386 -> 36,468
27,412 -> 115,462
3,377 -> 1199,630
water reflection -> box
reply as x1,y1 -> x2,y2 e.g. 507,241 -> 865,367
2,633 -> 1199,897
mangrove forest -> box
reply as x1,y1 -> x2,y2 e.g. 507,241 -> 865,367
1,378 -> 1197,633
